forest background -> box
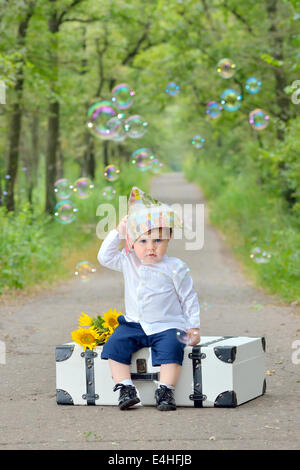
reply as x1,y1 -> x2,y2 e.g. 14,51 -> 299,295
0,0 -> 299,303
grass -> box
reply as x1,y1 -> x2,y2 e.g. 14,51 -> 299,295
0,163 -> 155,296
184,157 -> 300,303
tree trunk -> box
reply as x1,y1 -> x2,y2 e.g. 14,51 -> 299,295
5,3 -> 35,211
82,101 -> 96,180
79,28 -> 95,180
82,133 -> 95,180
27,113 -> 39,205
45,1 -> 59,214
267,0 -> 290,140
88,146 -> 95,179
103,141 -> 109,167
45,0 -> 86,213
45,100 -> 59,214
56,140 -> 64,179
5,93 -> 22,211
266,0 -> 295,206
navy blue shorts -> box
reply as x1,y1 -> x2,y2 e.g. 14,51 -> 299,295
101,316 -> 185,366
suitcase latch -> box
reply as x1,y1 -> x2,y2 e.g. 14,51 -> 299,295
188,352 -> 206,360
136,359 -> 147,374
189,393 -> 207,402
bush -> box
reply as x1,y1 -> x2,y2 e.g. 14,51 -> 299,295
184,127 -> 300,302
0,165 -> 154,294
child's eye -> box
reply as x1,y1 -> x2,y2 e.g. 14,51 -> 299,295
154,239 -> 161,243
139,239 -> 146,244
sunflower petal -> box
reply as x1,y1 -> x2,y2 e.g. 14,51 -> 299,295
78,313 -> 93,327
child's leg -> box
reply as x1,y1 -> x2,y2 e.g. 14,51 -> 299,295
160,363 -> 182,387
109,359 -> 131,384
155,363 -> 180,411
109,359 -> 140,410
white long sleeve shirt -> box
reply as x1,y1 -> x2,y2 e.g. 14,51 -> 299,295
97,229 -> 200,335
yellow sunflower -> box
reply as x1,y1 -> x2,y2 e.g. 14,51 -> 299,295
78,312 -> 93,327
97,330 -> 112,345
71,326 -> 100,351
102,308 -> 122,332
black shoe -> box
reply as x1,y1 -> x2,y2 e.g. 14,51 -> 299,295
155,385 -> 176,411
113,383 -> 140,410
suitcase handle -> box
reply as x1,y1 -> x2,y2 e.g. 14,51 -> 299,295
131,373 -> 159,381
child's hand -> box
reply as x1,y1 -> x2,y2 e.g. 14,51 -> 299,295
117,215 -> 128,237
186,328 -> 200,346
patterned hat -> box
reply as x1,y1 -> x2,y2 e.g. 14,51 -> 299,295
125,187 -> 183,254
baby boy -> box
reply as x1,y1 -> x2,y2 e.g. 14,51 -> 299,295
98,187 -> 201,411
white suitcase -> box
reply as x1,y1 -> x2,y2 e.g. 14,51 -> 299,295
56,336 -> 266,407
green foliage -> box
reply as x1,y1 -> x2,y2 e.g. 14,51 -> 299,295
184,129 -> 300,301
0,0 -> 300,302
0,167 -> 152,293
0,204 -> 62,292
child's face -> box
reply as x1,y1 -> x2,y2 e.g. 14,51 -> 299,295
133,227 -> 172,263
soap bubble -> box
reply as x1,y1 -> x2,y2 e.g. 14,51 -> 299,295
74,261 -> 96,281
176,329 -> 199,345
249,109 -> 270,130
111,83 -> 135,109
200,301 -> 210,311
104,165 -> 120,182
111,116 -> 127,142
54,178 -> 73,199
245,77 -> 262,94
217,58 -> 236,79
250,247 -> 271,264
54,201 -> 78,224
206,101 -> 223,119
172,266 -> 191,283
102,186 -> 116,200
105,116 -> 125,137
151,158 -> 163,174
131,148 -> 154,172
220,89 -> 242,112
87,101 -> 118,139
165,82 -> 180,96
192,135 -> 205,149
73,177 -> 94,199
124,115 -> 148,139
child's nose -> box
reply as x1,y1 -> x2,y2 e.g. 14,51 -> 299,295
147,240 -> 156,248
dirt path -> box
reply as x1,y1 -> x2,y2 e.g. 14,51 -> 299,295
0,172 -> 299,450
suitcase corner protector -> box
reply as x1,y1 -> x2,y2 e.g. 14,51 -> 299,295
56,344 -> 75,362
214,390 -> 237,407
56,389 -> 74,405
213,346 -> 237,363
